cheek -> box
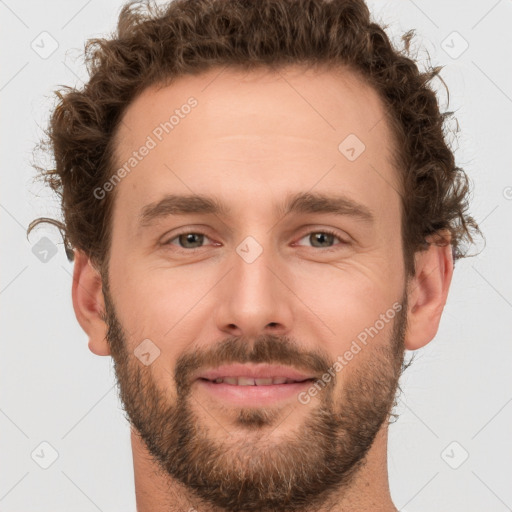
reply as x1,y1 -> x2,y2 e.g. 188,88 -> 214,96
287,257 -> 403,351
110,264 -> 210,348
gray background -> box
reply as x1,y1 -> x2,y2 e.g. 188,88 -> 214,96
1,0 -> 511,510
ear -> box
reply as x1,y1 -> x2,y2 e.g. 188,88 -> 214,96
71,249 -> 111,356
405,230 -> 454,350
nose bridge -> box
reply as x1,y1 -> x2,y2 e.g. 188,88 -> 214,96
214,231 -> 293,337
235,234 -> 275,299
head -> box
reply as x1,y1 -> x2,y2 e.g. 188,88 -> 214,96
29,0 -> 481,510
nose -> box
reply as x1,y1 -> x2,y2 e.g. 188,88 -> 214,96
214,239 -> 294,340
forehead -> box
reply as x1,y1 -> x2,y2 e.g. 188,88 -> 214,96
115,64 -> 395,154
111,64 -> 401,228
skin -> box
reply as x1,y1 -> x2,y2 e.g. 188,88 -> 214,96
72,64 -> 453,511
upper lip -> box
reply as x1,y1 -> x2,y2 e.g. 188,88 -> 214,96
195,364 -> 316,382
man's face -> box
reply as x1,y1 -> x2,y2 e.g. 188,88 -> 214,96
104,65 -> 408,511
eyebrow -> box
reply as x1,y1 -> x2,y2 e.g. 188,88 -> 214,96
139,191 -> 375,228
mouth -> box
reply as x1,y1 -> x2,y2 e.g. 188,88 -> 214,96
195,363 -> 317,383
193,364 -> 318,407
200,376 -> 314,385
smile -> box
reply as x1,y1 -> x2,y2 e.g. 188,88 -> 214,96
202,376 -> 313,386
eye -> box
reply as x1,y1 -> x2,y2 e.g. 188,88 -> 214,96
163,231 -> 215,250
294,229 -> 348,251
162,228 -> 349,253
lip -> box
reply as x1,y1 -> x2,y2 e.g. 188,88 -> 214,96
195,363 -> 316,382
196,379 -> 314,407
193,364 -> 317,407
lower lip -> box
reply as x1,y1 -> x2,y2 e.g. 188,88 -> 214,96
195,379 -> 314,407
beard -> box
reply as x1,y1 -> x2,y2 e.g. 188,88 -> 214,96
102,280 -> 408,512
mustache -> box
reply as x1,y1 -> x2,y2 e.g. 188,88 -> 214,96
174,334 -> 331,394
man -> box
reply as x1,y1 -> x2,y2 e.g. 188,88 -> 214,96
29,0 -> 480,510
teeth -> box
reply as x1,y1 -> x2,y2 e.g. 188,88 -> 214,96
210,377 -> 300,385
238,377 -> 255,386
254,378 -> 273,385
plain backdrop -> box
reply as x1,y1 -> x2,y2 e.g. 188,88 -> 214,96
1,0 -> 511,510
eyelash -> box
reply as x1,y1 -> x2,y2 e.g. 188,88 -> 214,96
162,228 -> 348,253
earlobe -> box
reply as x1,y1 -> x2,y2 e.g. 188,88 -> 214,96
71,249 -> 111,356
404,231 -> 454,350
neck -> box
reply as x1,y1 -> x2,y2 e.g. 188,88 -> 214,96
131,422 -> 398,512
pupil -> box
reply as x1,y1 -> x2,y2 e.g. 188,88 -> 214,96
313,232 -> 333,247
180,233 -> 203,248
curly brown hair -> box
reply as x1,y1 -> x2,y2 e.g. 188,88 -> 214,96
28,0 -> 482,278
